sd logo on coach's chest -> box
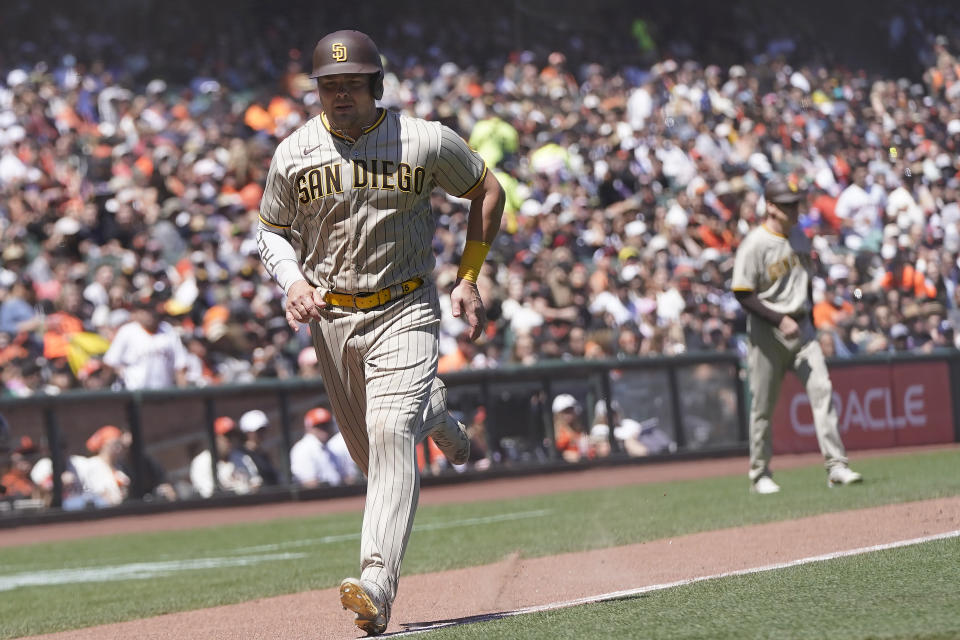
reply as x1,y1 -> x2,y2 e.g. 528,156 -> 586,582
331,42 -> 347,62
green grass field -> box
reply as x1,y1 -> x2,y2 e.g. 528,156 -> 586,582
419,537 -> 960,640
1,448 -> 959,639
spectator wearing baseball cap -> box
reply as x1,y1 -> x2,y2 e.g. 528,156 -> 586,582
239,410 -> 269,433
290,407 -> 358,487
85,423 -> 178,504
239,410 -> 279,486
85,425 -> 123,455
890,323 -> 911,351
813,264 -> 855,331
88,425 -> 178,503
933,319 -> 956,350
190,415 -> 262,498
550,394 -> 591,463
214,416 -> 237,436
79,425 -> 130,507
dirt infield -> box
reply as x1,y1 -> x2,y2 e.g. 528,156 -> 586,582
17,445 -> 960,639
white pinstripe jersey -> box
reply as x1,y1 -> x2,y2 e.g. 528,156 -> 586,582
259,108 -> 487,293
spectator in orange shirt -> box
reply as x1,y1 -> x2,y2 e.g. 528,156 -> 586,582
880,248 -> 937,299
811,189 -> 841,234
438,331 -> 477,373
550,394 -> 590,463
814,264 -> 855,330
1,436 -> 41,500
243,96 -> 275,134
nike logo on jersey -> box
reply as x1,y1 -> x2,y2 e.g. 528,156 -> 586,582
302,144 -> 323,156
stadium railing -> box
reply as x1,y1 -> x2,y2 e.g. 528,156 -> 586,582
2,350 -> 957,524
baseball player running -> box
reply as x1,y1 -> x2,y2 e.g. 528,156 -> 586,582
257,30 -> 503,635
732,176 -> 862,495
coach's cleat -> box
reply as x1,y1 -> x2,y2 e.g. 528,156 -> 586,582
340,577 -> 389,636
827,465 -> 863,487
430,416 -> 470,465
751,476 -> 781,495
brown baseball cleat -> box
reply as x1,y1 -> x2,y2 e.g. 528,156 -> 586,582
340,577 -> 389,636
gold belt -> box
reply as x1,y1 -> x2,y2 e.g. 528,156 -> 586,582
323,278 -> 423,310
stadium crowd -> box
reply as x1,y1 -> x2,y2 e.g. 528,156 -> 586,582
0,5 -> 958,399
3,1 -> 960,507
0,405 -> 364,509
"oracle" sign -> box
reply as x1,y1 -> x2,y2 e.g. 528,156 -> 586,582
772,361 -> 954,453
789,384 -> 927,435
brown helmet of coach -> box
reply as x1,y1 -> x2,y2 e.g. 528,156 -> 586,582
764,176 -> 805,205
309,29 -> 384,99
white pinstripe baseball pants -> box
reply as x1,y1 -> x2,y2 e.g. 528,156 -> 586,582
311,283 -> 444,605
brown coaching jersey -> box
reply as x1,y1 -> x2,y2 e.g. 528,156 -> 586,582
258,108 -> 487,294
731,224 -> 813,318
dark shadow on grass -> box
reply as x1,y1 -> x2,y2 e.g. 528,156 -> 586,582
397,593 -> 651,634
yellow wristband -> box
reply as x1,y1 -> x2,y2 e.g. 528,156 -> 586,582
456,240 -> 491,283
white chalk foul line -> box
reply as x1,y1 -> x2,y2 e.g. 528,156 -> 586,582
234,508 -> 553,554
394,528 -> 960,635
0,552 -> 307,592
0,509 -> 553,591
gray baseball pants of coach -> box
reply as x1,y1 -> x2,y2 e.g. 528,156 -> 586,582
747,317 -> 848,482
310,283 -> 452,605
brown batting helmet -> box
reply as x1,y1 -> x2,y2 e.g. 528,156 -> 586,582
309,30 -> 384,99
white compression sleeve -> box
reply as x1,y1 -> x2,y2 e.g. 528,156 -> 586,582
256,224 -> 306,294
